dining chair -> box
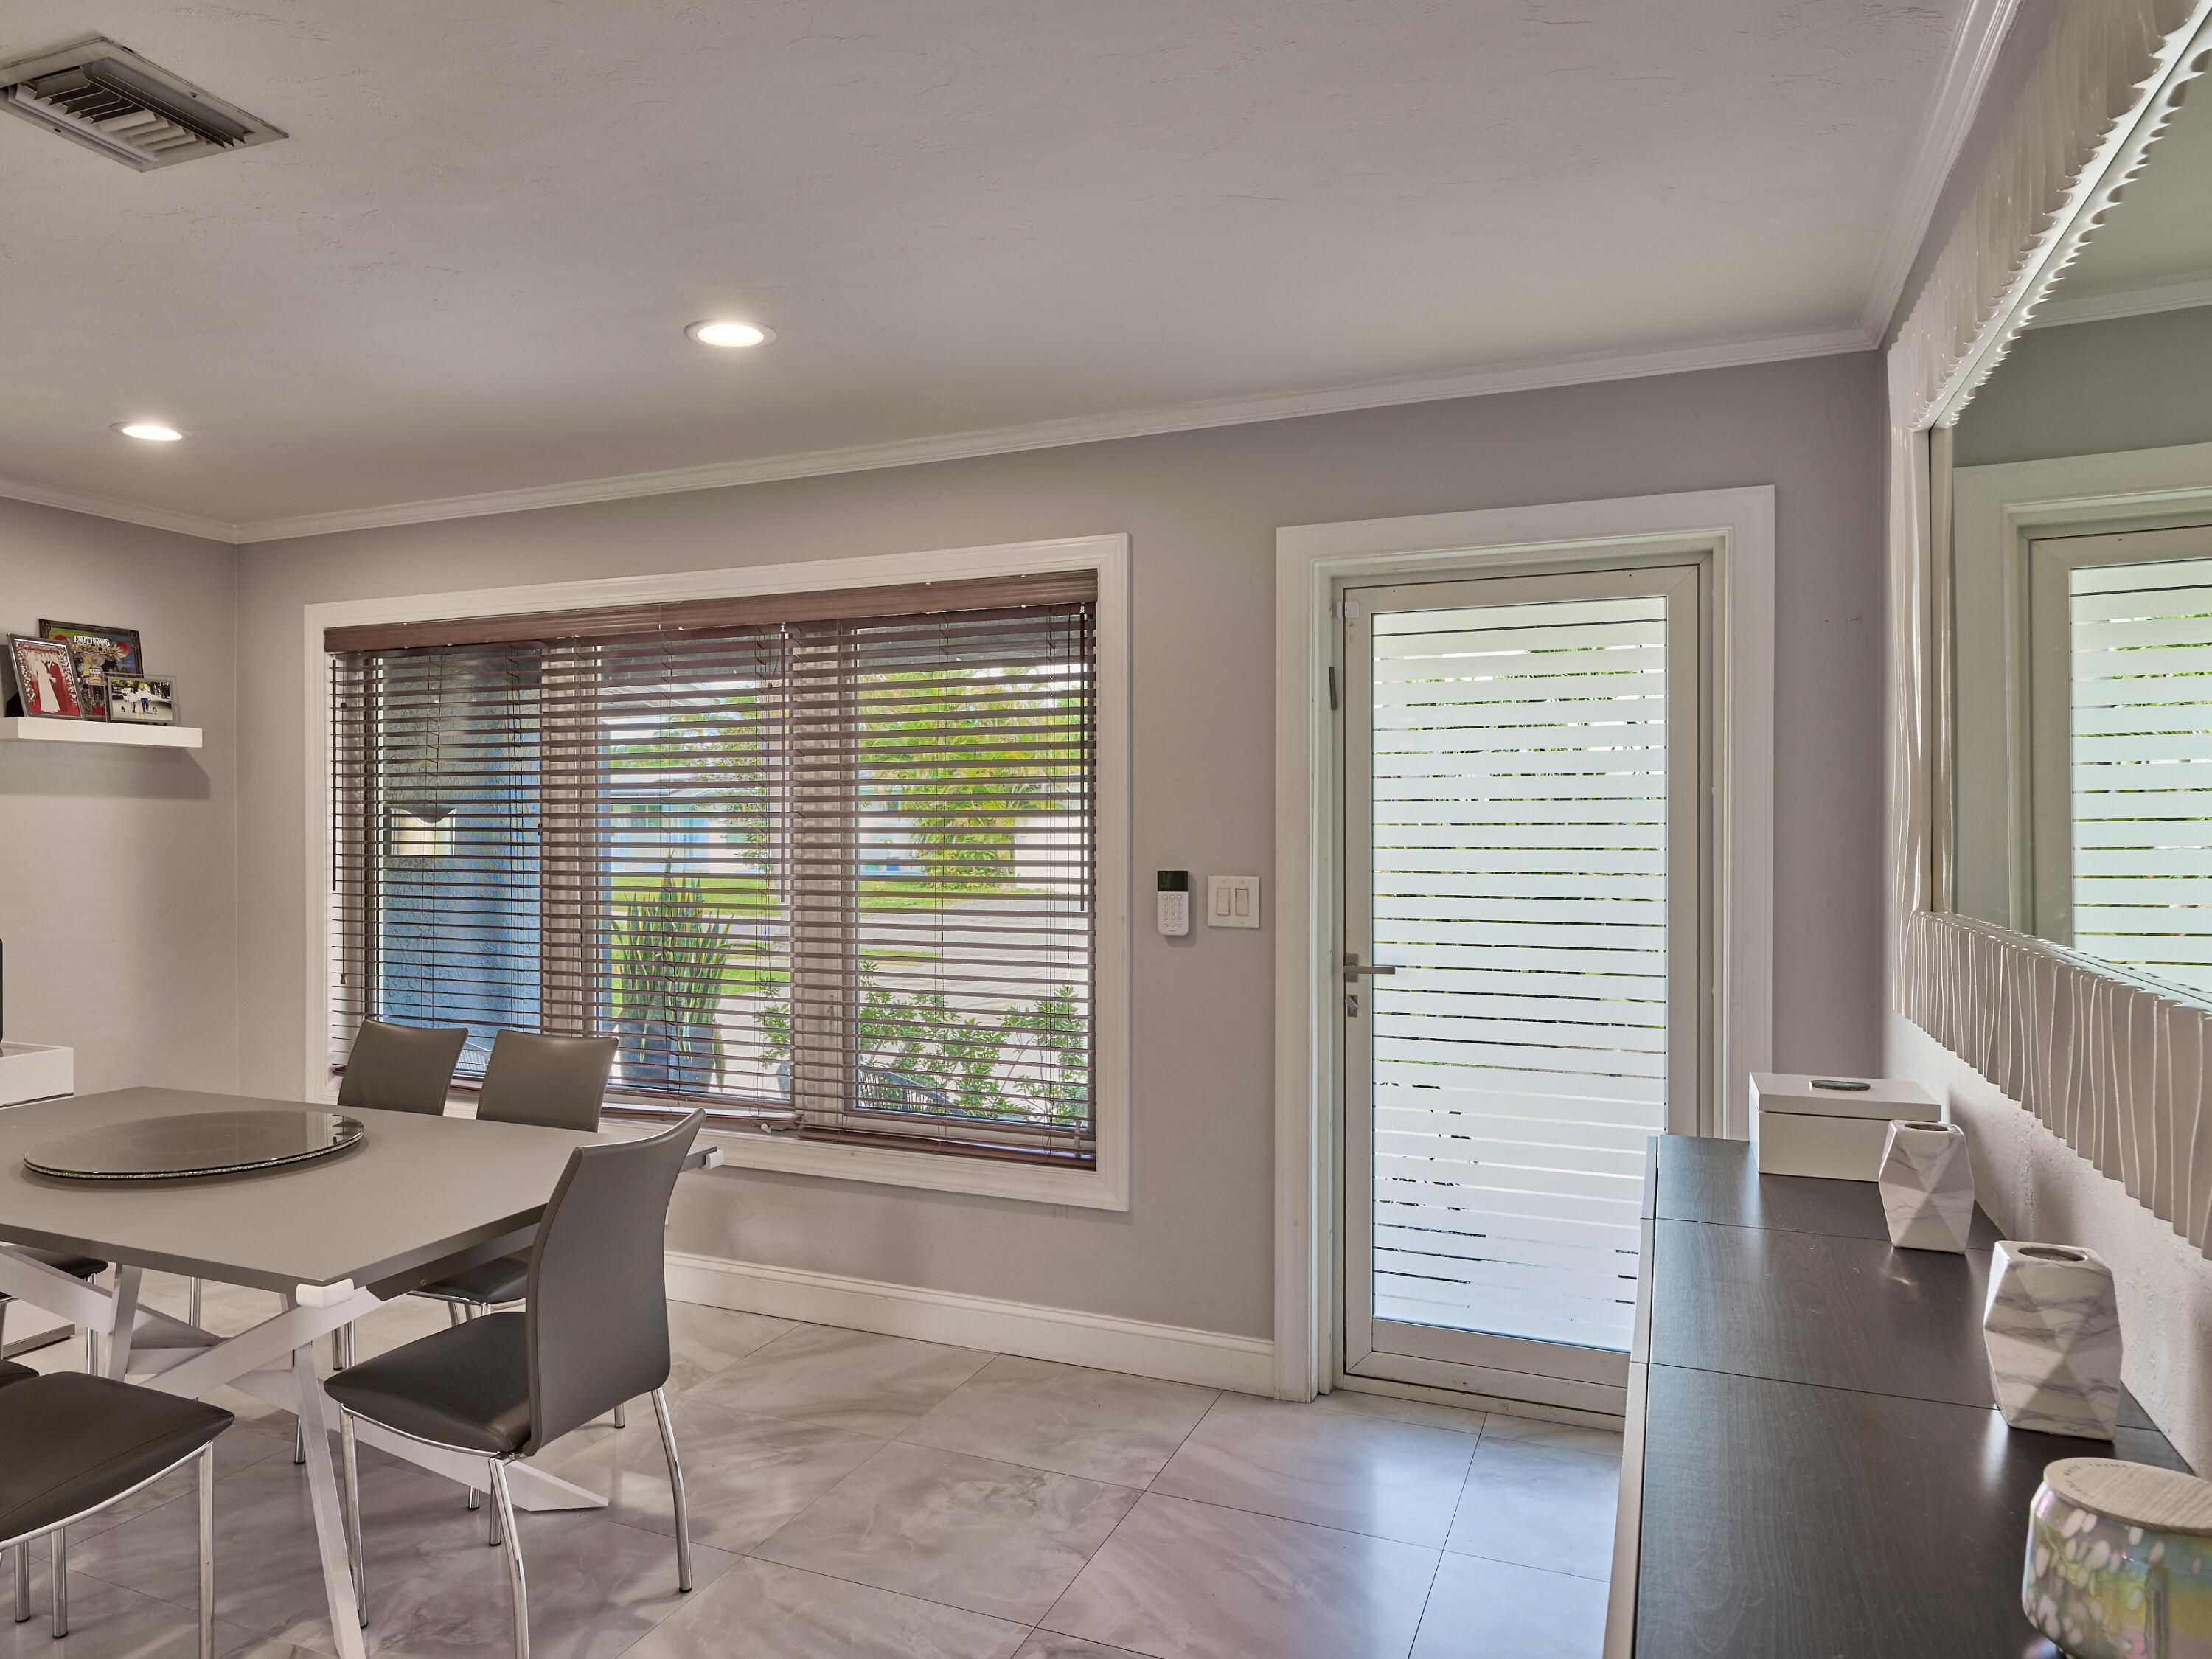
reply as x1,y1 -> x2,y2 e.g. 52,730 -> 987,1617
258,1016 -> 470,1462
0,1361 -> 27,1627
0,1248 -> 110,1373
335,1018 -> 472,1114
325,1109 -> 703,1659
473,1031 -> 621,1133
0,1372 -> 232,1654
408,1032 -> 625,1467
411,1031 -> 619,1315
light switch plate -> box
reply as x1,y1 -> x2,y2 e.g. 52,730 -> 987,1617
1208,874 -> 1262,928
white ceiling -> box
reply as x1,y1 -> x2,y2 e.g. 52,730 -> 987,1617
0,1 -> 1975,537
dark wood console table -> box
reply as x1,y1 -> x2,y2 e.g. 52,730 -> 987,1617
1607,1135 -> 2190,1658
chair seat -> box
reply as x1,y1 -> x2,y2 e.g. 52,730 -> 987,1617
0,1360 -> 36,1389
327,1311 -> 532,1455
0,1249 -> 108,1300
414,1253 -> 529,1308
21,1249 -> 107,1279
0,1374 -> 232,1543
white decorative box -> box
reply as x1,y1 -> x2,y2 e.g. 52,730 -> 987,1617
1751,1073 -> 1941,1181
0,1042 -> 73,1107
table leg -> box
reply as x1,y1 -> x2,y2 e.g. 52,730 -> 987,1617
103,1269 -> 143,1381
291,1343 -> 366,1659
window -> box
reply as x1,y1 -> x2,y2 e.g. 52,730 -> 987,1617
327,570 -> 1099,1167
2029,524 -> 2212,996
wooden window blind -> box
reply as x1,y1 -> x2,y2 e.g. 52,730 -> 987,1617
328,572 -> 1098,1166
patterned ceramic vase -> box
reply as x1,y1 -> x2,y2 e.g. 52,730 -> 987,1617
2025,1457 -> 2212,1658
1985,1242 -> 2123,1439
1877,1119 -> 1974,1251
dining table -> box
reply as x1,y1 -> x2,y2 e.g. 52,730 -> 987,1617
0,1085 -> 720,1659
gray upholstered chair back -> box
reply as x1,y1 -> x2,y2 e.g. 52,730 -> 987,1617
521,1109 -> 703,1453
335,1019 -> 469,1115
476,1032 -> 618,1133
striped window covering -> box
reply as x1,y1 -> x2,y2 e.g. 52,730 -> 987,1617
327,572 -> 1098,1166
2068,556 -> 2212,1001
1366,593 -> 1668,1353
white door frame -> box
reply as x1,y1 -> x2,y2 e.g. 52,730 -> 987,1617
1272,487 -> 1775,1403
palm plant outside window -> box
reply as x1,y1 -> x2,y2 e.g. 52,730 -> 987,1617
327,573 -> 1098,1166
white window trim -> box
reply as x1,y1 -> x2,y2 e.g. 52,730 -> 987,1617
302,533 -> 1131,1211
1271,487 -> 1775,1402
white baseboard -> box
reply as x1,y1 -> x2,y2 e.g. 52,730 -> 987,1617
664,1250 -> 1278,1396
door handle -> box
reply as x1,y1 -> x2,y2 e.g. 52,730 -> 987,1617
1343,964 -> 1398,979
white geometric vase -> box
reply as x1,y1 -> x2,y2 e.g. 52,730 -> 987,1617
1877,1120 -> 1974,1251
1983,1242 -> 2123,1440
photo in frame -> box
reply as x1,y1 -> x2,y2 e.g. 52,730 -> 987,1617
105,675 -> 176,726
39,620 -> 143,720
6,636 -> 90,719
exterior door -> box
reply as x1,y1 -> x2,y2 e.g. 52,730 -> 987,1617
1340,562 -> 1705,1408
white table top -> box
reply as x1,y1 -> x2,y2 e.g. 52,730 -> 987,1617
0,1086 -> 608,1294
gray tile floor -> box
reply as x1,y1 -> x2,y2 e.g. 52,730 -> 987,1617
4,1274 -> 1619,1659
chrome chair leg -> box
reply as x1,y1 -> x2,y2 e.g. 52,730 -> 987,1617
83,1267 -> 103,1374
488,1461 -> 528,1659
197,1444 -> 215,1659
612,1400 -> 625,1429
649,1388 -> 692,1592
341,1411 -> 365,1624
487,1473 -> 501,1546
464,1312 -> 483,1514
294,1417 -> 306,1464
49,1530 -> 66,1638
11,1540 -> 27,1623
188,1276 -> 203,1329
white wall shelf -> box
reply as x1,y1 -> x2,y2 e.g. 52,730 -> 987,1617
0,717 -> 201,749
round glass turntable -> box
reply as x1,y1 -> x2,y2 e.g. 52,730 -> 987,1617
24,1110 -> 367,1180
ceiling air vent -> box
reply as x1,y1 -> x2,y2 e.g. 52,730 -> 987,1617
0,37 -> 284,170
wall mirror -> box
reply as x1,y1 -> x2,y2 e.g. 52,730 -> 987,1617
1944,66 -> 2212,1001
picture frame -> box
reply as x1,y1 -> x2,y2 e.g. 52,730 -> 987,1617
105,675 -> 177,726
6,635 -> 91,719
39,620 -> 143,720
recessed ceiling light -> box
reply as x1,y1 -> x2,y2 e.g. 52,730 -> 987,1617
113,422 -> 184,442
686,319 -> 773,348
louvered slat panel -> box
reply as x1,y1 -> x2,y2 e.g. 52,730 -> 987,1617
2069,558 -> 2212,998
1364,593 -> 1665,1354
330,582 -> 1096,1162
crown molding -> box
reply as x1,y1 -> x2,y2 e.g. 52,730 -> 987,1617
228,325 -> 1871,543
2026,269 -> 2212,328
1859,0 -> 2028,344
0,470 -> 236,542
0,323 -> 1873,548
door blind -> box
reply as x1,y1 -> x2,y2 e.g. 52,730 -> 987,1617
329,574 -> 1097,1164
1366,592 -> 1668,1352
2068,554 -> 2212,998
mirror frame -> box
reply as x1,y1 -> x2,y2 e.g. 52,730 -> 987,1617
1888,0 -> 2212,1248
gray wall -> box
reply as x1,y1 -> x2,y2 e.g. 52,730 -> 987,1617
1952,305 -> 2212,467
1888,1012 -> 2212,1471
234,349 -> 1888,1339
0,498 -> 238,1096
